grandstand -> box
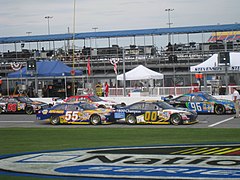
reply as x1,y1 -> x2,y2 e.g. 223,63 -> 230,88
208,31 -> 240,42
0,23 -> 240,96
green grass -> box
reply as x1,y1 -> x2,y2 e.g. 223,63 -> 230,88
0,127 -> 240,179
1,128 -> 240,155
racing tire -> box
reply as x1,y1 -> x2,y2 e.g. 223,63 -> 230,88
0,107 -> 3,114
25,106 -> 34,115
175,104 -> 183,108
50,116 -> 60,125
126,114 -> 137,125
214,104 -> 226,115
120,102 -> 126,107
98,105 -> 106,109
90,114 -> 101,125
170,113 -> 182,125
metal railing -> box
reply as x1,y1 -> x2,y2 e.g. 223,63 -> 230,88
109,86 -> 236,96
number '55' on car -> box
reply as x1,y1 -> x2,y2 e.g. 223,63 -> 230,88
112,100 -> 198,125
165,92 -> 235,115
36,102 -> 114,125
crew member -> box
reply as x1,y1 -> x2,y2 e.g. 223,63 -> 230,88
232,87 -> 240,118
95,82 -> 102,96
104,82 -> 109,97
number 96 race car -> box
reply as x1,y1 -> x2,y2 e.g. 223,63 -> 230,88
164,92 -> 235,115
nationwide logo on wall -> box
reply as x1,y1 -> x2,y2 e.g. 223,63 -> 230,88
0,144 -> 240,179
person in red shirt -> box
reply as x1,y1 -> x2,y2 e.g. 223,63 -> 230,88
104,82 -> 109,97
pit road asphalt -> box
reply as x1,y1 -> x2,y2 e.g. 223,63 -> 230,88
0,114 -> 239,128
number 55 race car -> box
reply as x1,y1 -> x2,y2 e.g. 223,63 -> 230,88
36,102 -> 114,125
112,100 -> 198,125
164,92 -> 235,115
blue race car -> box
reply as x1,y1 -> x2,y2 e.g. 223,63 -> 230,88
36,102 -> 114,125
165,92 -> 235,115
112,100 -> 198,125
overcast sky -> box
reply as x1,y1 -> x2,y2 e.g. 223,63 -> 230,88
0,0 -> 239,37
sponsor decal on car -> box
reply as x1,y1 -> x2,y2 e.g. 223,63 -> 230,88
0,144 -> 240,179
48,110 -> 64,114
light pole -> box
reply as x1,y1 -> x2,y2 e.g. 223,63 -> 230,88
122,48 -> 126,97
165,8 -> 174,44
44,16 -> 53,50
72,0 -> 76,96
26,31 -> 32,50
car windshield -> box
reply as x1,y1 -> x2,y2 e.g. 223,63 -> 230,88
203,93 -> 217,100
156,101 -> 175,109
88,95 -> 103,102
80,103 -> 97,110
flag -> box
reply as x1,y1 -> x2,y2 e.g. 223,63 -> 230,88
114,63 -> 117,75
87,57 -> 91,76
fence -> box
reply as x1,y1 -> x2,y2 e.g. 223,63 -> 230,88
109,86 -> 236,97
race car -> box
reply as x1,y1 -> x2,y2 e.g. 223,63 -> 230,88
112,100 -> 198,125
0,96 -> 49,114
164,92 -> 235,115
36,102 -> 114,125
62,94 -> 121,109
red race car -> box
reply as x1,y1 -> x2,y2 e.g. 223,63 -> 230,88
63,94 -> 118,109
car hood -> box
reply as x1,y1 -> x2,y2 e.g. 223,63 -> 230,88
165,108 -> 188,113
97,100 -> 116,105
175,107 -> 197,115
30,101 -> 49,108
31,101 -> 47,105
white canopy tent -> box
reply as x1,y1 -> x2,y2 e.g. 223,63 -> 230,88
117,65 -> 164,80
190,52 -> 240,72
190,52 -> 240,95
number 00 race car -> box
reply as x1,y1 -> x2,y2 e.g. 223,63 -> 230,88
165,92 -> 235,115
112,100 -> 198,125
36,102 -> 114,125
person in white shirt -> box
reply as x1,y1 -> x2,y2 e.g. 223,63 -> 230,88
232,87 -> 240,118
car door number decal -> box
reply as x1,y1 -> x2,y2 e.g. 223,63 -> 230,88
189,102 -> 202,111
7,103 -> 17,112
65,111 -> 79,121
144,111 -> 157,121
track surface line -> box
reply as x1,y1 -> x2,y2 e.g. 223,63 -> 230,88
208,117 -> 234,127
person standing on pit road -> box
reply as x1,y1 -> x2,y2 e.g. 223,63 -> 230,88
104,82 -> 109,97
95,82 -> 103,97
232,87 -> 240,118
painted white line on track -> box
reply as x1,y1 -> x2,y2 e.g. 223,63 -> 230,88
208,117 -> 234,127
0,121 -> 34,123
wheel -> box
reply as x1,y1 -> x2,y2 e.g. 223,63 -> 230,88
50,116 -> 60,125
0,107 -> 3,114
121,102 -> 126,107
98,105 -> 106,109
126,114 -> 137,125
90,114 -> 101,125
175,104 -> 183,108
170,113 -> 182,125
25,106 -> 34,115
215,104 -> 225,115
